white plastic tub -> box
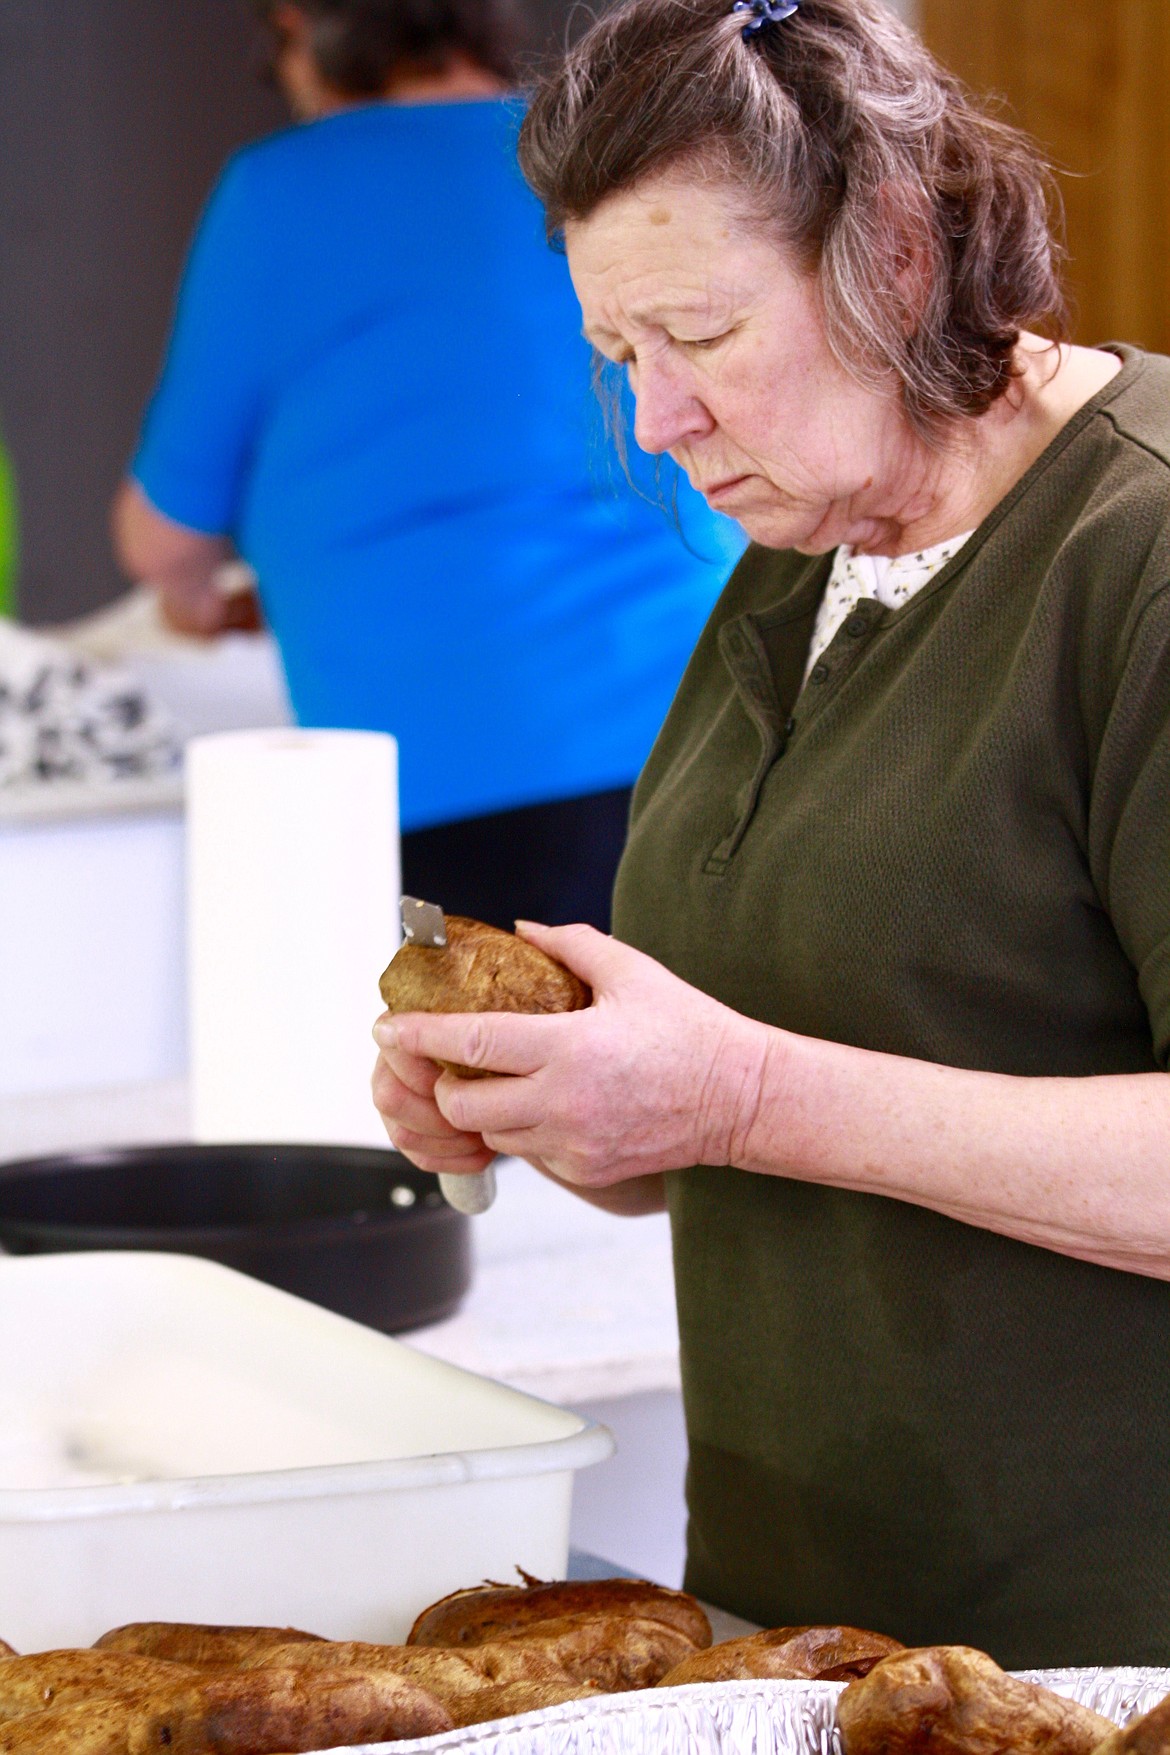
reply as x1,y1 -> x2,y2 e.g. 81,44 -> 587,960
0,1251 -> 613,1652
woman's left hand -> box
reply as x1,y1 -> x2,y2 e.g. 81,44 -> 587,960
372,923 -> 771,1190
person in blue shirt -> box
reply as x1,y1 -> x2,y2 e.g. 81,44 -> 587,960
113,0 -> 743,930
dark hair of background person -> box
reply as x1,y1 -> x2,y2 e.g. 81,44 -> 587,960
249,0 -> 521,92
518,0 -> 1069,438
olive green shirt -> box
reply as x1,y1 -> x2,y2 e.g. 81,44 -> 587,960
611,347 -> 1170,1667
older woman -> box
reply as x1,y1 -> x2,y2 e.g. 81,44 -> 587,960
373,0 -> 1170,1665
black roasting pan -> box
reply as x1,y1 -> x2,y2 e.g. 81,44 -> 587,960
0,1143 -> 471,1334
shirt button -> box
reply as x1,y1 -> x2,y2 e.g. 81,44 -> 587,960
844,615 -> 869,637
810,663 -> 830,684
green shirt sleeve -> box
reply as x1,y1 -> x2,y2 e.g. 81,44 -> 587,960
1089,582 -> 1170,1067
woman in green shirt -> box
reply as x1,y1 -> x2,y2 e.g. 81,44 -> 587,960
373,0 -> 1170,1665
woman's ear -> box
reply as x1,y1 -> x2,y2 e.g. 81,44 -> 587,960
876,181 -> 935,337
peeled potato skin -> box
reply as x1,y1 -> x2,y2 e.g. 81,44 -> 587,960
379,916 -> 590,1077
408,1576 -> 711,1651
837,1645 -> 1117,1755
93,1623 -> 324,1667
660,1625 -> 903,1687
0,1652 -> 201,1723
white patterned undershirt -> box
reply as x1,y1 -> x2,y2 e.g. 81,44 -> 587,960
802,529 -> 976,683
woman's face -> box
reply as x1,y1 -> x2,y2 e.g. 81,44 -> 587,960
565,174 -> 926,554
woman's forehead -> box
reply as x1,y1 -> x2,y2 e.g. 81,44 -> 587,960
566,172 -> 748,252
565,175 -> 790,320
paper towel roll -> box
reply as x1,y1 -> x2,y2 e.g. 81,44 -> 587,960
187,729 -> 400,1147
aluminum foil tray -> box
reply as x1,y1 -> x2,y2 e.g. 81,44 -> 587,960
316,1666 -> 1170,1755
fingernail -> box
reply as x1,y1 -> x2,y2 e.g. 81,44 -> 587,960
373,1018 -> 399,1048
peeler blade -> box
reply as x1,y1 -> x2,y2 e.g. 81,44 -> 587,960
397,895 -> 497,1216
400,894 -> 448,948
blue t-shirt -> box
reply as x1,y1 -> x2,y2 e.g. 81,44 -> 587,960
133,100 -> 744,830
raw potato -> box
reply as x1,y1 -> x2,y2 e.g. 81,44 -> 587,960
481,1614 -> 699,1691
408,1574 -> 712,1650
248,1612 -> 696,1694
660,1624 -> 903,1686
837,1645 -> 1118,1755
93,1624 -> 325,1667
150,1666 -> 453,1753
0,1651 -> 201,1722
444,1680 -> 602,1728
0,1695 -> 155,1754
241,1638 -> 570,1703
0,1668 -> 453,1755
379,916 -> 590,1077
1091,1691 -> 1170,1755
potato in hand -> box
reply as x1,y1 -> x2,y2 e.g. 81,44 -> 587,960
379,915 -> 589,1078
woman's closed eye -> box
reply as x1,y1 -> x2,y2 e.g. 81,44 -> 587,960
677,332 -> 729,352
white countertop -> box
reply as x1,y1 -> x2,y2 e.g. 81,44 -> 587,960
0,773 -> 185,826
0,1080 -> 680,1406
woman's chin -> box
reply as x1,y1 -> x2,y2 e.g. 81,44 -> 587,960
737,507 -> 838,554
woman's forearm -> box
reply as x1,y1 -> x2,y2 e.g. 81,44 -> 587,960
738,1027 -> 1170,1276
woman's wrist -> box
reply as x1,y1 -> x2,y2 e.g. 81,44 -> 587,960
729,1023 -> 875,1184
703,1008 -> 785,1171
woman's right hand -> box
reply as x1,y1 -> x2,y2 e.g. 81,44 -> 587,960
369,923 -> 771,1217
371,1025 -> 496,1175
370,1023 -> 667,1214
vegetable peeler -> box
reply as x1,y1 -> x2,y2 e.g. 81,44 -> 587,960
400,896 -> 498,1215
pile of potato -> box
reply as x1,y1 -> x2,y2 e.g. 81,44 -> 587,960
0,1575 -> 702,1753
837,1644 -> 1169,1755
1,1575 -> 1166,1753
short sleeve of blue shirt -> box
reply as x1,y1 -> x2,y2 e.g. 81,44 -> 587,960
133,158 -> 270,534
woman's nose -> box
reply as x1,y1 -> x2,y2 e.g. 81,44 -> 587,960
632,360 -> 714,456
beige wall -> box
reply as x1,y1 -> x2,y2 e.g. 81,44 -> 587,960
920,0 -> 1170,355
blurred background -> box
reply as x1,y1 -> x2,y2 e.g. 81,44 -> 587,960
6,0 -> 1166,625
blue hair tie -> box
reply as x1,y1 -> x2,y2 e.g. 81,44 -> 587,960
732,0 -> 799,40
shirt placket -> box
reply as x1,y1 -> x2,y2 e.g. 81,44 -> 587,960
789,593 -> 885,732
706,595 -> 889,873
706,615 -> 788,872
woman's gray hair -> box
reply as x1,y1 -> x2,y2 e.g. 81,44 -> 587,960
517,0 -> 1067,436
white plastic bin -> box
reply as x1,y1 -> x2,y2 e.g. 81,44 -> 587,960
0,1252 -> 613,1652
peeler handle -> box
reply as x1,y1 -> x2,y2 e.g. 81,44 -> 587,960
438,1163 -> 497,1215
